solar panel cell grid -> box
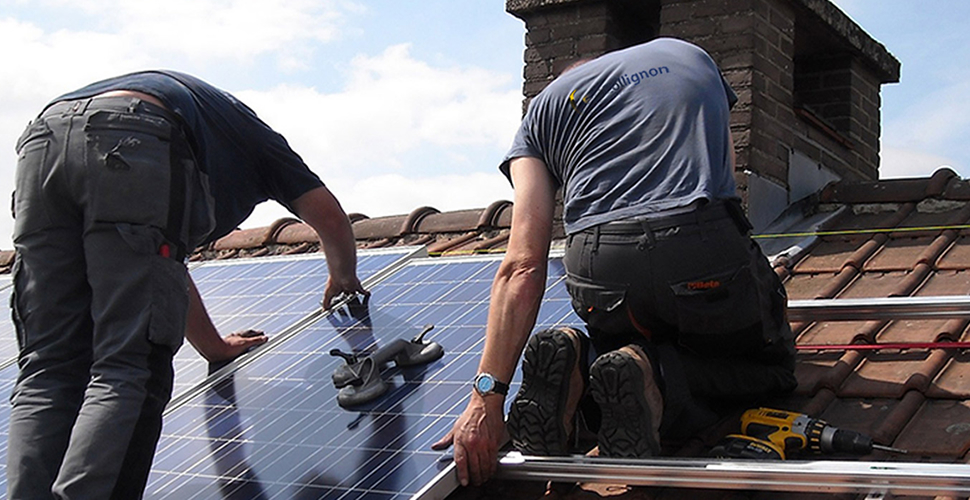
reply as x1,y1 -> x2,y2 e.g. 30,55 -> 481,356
0,279 -> 17,368
0,249 -> 420,498
171,249 -> 417,397
146,256 -> 581,499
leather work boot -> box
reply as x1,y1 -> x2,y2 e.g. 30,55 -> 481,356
589,344 -> 663,458
508,327 -> 589,455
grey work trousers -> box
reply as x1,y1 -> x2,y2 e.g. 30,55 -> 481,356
7,96 -> 210,499
563,200 -> 797,439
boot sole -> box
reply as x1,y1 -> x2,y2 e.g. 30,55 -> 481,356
508,330 -> 579,455
589,350 -> 660,458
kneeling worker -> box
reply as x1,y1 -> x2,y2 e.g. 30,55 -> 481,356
433,37 -> 796,486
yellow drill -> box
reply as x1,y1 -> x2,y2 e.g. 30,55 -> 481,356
740,407 -> 907,457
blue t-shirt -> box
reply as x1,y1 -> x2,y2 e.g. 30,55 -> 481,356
53,70 -> 324,243
500,38 -> 738,235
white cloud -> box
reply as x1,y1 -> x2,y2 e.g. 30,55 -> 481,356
879,147 -> 963,179
0,18 -> 521,249
10,0 -> 357,68
235,44 -> 522,178
241,172 -> 514,230
884,82 -> 970,152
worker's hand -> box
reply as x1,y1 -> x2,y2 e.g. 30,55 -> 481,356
321,274 -> 369,310
431,394 -> 506,487
205,329 -> 268,362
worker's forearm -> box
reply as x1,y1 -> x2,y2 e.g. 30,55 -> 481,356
478,263 -> 547,383
184,277 -> 224,361
315,215 -> 358,281
291,186 -> 359,283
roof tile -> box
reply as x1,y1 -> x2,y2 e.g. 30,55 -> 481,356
793,351 -> 860,395
928,353 -> 970,399
817,397 -> 907,454
211,225 -> 274,250
838,350 -> 946,398
894,399 -> 970,458
820,177 -> 935,204
415,209 -> 484,234
792,237 -> 867,273
351,215 -> 409,240
941,178 -> 970,201
865,236 -> 938,271
274,220 -> 317,245
937,236 -> 970,270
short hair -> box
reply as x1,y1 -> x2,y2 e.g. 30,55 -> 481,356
559,58 -> 593,77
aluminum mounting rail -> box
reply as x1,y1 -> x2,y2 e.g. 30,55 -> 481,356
494,453 -> 970,497
787,295 -> 970,322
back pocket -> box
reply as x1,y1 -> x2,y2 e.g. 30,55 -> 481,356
668,265 -> 761,337
85,111 -> 172,228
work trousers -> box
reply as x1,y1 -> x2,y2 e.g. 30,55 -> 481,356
7,96 -> 211,499
563,200 -> 797,439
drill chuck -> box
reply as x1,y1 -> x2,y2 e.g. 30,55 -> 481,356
826,427 -> 907,455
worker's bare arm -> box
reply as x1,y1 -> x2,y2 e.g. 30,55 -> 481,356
184,276 -> 268,362
432,156 -> 558,486
290,186 -> 367,310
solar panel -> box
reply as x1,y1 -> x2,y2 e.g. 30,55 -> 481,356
0,247 -> 422,498
0,278 -> 17,369
144,254 -> 581,499
0,364 -> 24,491
172,248 -> 422,397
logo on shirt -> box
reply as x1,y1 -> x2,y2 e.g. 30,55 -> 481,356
567,89 -> 588,112
607,66 -> 671,95
565,65 -> 671,113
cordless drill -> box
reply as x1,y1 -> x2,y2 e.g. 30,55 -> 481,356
739,407 -> 907,457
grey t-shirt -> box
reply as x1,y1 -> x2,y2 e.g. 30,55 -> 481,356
500,37 -> 739,235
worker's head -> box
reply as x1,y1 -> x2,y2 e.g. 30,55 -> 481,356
558,58 -> 593,78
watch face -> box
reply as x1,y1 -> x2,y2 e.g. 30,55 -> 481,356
475,374 -> 494,394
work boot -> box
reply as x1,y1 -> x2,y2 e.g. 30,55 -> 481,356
589,344 -> 663,458
508,327 -> 589,455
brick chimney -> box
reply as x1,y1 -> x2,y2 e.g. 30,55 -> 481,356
505,0 -> 900,232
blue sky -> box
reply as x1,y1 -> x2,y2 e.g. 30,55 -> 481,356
0,0 -> 966,249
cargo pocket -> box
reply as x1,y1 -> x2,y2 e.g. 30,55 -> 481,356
149,255 -> 188,353
9,255 -> 26,353
669,265 -> 761,338
117,223 -> 187,352
13,120 -> 53,239
565,274 -> 625,320
565,274 -> 638,336
86,110 -> 172,228
184,161 -> 215,251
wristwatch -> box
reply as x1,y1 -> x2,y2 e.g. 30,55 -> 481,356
473,372 -> 509,397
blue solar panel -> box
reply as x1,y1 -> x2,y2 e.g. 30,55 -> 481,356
0,278 -> 17,369
145,255 -> 581,499
0,364 -> 23,491
0,248 -> 421,498
171,248 -> 421,397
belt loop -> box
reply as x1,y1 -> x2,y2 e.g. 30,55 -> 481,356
65,98 -> 93,116
592,225 -> 601,254
127,98 -> 141,114
637,219 -> 656,250
695,208 -> 709,241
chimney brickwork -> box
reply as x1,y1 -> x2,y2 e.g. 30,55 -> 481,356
506,0 -> 900,221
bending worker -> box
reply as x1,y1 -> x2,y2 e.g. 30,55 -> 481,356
434,37 -> 796,485
8,70 -> 366,499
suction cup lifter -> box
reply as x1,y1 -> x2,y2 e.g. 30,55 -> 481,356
329,324 -> 444,408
